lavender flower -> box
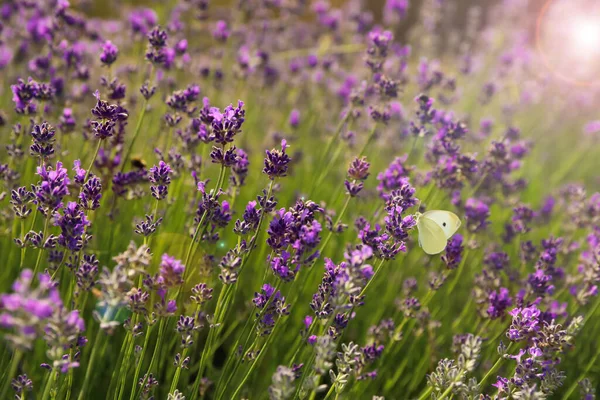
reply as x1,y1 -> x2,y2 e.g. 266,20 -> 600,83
264,140 -> 292,179
79,175 -> 102,210
30,122 -> 56,160
0,270 -> 61,351
252,283 -> 290,336
507,305 -> 541,342
345,157 -> 370,197
35,161 -> 70,212
176,315 -> 201,348
210,100 -> 246,144
487,288 -> 512,319
289,109 -> 300,128
269,366 -> 296,400
90,91 -> 129,139
190,283 -> 213,306
10,186 -> 35,219
148,26 -> 168,48
377,156 -> 413,199
230,148 -> 249,187
213,20 -> 230,42
464,198 -> 490,232
384,0 -> 409,21
100,40 -> 119,66
442,234 -> 463,269
365,29 -> 393,73
512,205 -> 535,234
112,169 -> 148,199
44,308 -> 86,373
159,254 -> 185,287
54,202 -> 90,252
11,78 -> 37,114
149,161 -> 173,200
11,374 -> 33,396
76,254 -> 99,294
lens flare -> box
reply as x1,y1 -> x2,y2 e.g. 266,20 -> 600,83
571,19 -> 600,55
536,0 -> 600,86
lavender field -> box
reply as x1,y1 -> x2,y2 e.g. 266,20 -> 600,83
0,0 -> 599,399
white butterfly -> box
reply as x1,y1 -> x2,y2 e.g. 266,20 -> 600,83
415,210 -> 461,255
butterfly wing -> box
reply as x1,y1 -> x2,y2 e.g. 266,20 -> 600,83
422,210 -> 461,239
418,217 -> 448,255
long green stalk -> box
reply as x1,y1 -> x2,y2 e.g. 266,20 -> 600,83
128,323 -> 155,400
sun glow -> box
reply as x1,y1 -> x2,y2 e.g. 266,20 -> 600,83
571,19 -> 600,56
537,0 -> 600,85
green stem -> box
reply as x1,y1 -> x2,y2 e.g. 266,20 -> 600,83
19,219 -> 26,269
230,318 -> 281,399
177,162 -> 228,306
437,382 -> 456,400
323,384 -> 336,400
128,323 -> 155,400
201,179 -> 276,399
83,139 -> 103,184
479,345 -> 512,388
164,126 -> 174,154
0,350 -> 22,399
77,330 -> 105,400
358,123 -> 379,158
215,282 -> 283,400
319,196 -> 351,255
294,352 -> 316,399
214,308 -> 256,399
41,369 -> 59,400
190,284 -> 233,400
561,295 -> 600,399
235,179 -> 275,276
51,251 -> 69,281
407,135 -> 420,163
121,66 -> 152,173
136,318 -> 167,399
284,193 -> 352,338
32,214 -> 51,278
116,315 -> 140,400
14,208 -> 39,276
168,347 -> 189,395
107,331 -> 131,397
309,112 -> 352,197
442,238 -> 473,302
416,385 -> 433,400
451,297 -> 474,330
319,112 -> 351,172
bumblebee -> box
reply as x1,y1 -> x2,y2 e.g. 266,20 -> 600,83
130,156 -> 147,169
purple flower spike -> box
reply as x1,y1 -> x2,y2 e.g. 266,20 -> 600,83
30,122 -> 56,160
289,109 -> 300,128
159,254 -> 185,287
507,305 -> 541,342
442,234 -> 463,269
0,270 -> 62,351
345,156 -> 370,197
487,288 -> 512,319
54,202 -> 90,252
263,140 -> 291,179
35,161 -> 70,212
213,20 -> 230,42
100,40 -> 118,65
149,161 -> 173,200
464,198 -> 490,232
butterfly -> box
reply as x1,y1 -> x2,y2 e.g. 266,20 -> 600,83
91,288 -> 131,333
415,210 -> 461,255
